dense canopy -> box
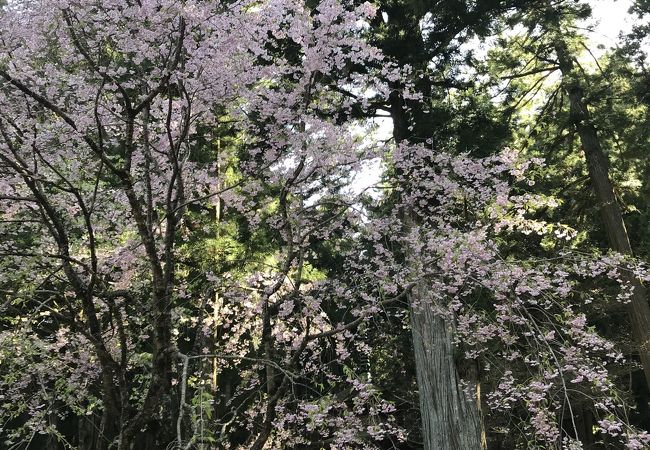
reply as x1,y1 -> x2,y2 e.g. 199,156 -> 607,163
1,0 -> 650,449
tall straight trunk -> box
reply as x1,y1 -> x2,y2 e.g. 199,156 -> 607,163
77,415 -> 100,450
391,91 -> 486,450
410,284 -> 486,450
554,38 -> 650,388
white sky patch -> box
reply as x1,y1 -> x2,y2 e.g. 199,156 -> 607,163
348,116 -> 393,198
348,157 -> 384,197
589,0 -> 634,56
356,18 -> 371,30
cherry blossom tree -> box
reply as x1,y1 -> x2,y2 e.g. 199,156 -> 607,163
0,0 -> 398,447
0,1 -> 648,450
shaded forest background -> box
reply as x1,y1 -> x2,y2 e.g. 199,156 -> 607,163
2,0 -> 650,449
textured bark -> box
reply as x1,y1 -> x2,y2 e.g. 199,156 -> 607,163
575,406 -> 596,449
554,38 -> 650,388
390,87 -> 486,450
77,416 -> 98,450
409,284 -> 486,450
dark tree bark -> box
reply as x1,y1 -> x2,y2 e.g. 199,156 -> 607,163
554,37 -> 650,388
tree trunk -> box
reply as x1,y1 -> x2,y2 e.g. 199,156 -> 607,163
575,405 -> 596,449
390,89 -> 486,450
77,415 -> 100,450
554,38 -> 650,389
410,283 -> 486,450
